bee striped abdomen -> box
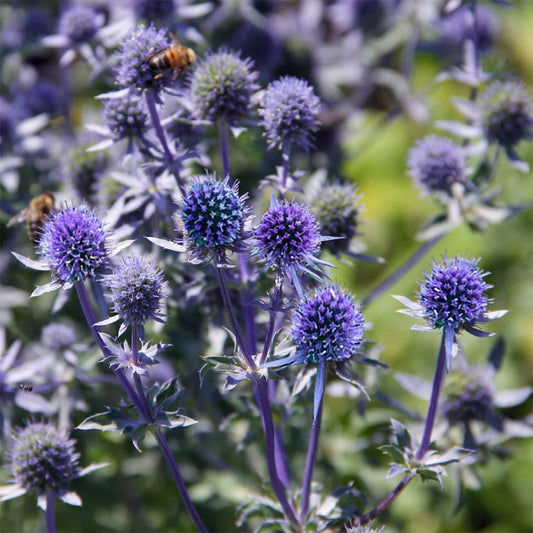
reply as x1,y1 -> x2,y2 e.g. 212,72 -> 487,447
147,43 -> 196,79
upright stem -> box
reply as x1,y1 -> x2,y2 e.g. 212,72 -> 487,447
131,323 -> 152,423
145,89 -> 185,194
300,364 -> 325,522
155,430 -> 208,533
255,379 -> 300,528
416,332 -> 447,459
217,119 -> 232,180
361,234 -> 443,308
45,490 -> 56,533
280,142 -> 291,192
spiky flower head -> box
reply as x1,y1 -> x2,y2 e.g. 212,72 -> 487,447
103,96 -> 149,140
407,135 -> 470,196
441,372 -> 493,424
260,76 -> 321,151
181,175 -> 247,261
42,322 -> 77,351
480,80 -> 533,151
38,205 -> 107,284
58,5 -> 102,45
292,285 -> 364,365
114,24 -> 171,90
8,421 -> 80,497
67,144 -> 108,204
312,183 -> 361,256
106,255 -> 166,326
133,0 -> 176,22
419,255 -> 490,333
254,198 -> 322,284
189,48 -> 259,125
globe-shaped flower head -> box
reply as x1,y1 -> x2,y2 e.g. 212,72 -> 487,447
254,197 -> 327,294
7,421 -> 80,497
419,256 -> 490,333
38,205 -> 107,284
103,96 -> 149,141
132,0 -> 176,22
106,255 -> 166,327
115,24 -> 171,90
480,80 -> 533,153
407,136 -> 470,196
292,286 -> 365,366
312,183 -> 362,256
181,175 -> 247,263
260,76 -> 321,152
58,5 -> 102,45
189,48 -> 259,125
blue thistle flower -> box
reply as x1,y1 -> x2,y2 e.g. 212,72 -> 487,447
407,135 -> 470,196
114,24 -> 171,90
42,322 -> 77,351
189,48 -> 259,125
260,76 -> 320,152
103,95 -> 149,140
394,255 -> 506,370
311,183 -> 362,256
181,175 -> 247,263
38,205 -> 107,284
253,196 -> 329,294
480,80 -> 533,152
58,5 -> 101,45
292,286 -> 365,365
7,421 -> 80,497
106,255 -> 166,327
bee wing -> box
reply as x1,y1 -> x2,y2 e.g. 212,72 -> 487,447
7,207 -> 29,227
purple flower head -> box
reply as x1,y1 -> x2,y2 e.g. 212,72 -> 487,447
8,421 -> 80,497
114,24 -> 171,90
22,81 -> 60,118
181,175 -> 247,262
132,0 -> 177,22
260,76 -> 321,152
441,372 -> 493,425
189,48 -> 259,125
407,135 -> 470,196
58,5 -> 102,45
103,95 -> 149,140
38,205 -> 107,284
312,183 -> 361,256
42,322 -> 77,351
418,255 -> 490,333
106,255 -> 166,326
254,198 -> 323,285
292,285 -> 365,365
480,80 -> 533,151
437,4 -> 499,54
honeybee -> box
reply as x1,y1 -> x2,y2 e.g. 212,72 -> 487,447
7,192 -> 55,244
146,39 -> 196,81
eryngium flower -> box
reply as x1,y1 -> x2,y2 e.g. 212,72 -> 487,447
133,0 -> 176,22
292,286 -> 364,365
8,421 -> 80,496
441,373 -> 493,424
480,80 -> 533,151
58,5 -> 101,44
407,135 -> 470,196
312,183 -> 361,256
189,48 -> 259,125
38,205 -> 107,284
103,96 -> 149,140
260,76 -> 321,151
181,176 -> 246,256
106,255 -> 166,326
115,24 -> 171,90
254,199 -> 322,281
419,255 -> 489,333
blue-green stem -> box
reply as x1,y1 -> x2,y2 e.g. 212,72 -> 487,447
300,363 -> 325,522
354,332 -> 448,527
145,89 -> 185,194
361,234 -> 443,308
280,142 -> 291,192
76,282 -> 207,532
217,119 -> 232,180
45,490 -> 56,533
